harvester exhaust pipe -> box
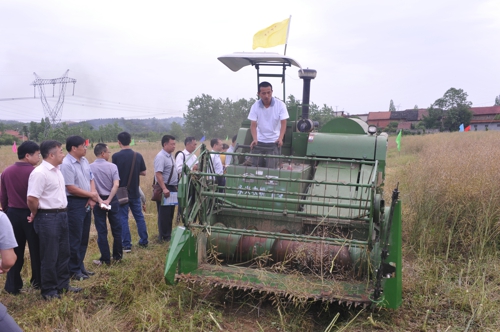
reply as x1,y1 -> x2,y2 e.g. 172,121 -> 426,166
297,68 -> 317,132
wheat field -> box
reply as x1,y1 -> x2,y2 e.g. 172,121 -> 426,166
1,132 -> 500,331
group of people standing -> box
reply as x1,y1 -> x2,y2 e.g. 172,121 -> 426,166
0,132 -> 150,302
0,80 -> 288,329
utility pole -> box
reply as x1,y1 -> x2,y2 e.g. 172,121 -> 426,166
31,70 -> 77,130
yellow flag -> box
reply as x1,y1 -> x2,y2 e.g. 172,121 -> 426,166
252,18 -> 290,50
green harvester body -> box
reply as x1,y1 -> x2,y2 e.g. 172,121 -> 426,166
164,53 -> 402,309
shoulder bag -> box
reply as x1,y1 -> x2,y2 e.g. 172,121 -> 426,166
117,152 -> 136,205
152,156 -> 175,202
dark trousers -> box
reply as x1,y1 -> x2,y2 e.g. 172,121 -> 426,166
67,197 -> 91,275
156,185 -> 177,241
93,196 -> 122,263
33,211 -> 70,297
250,142 -> 281,168
4,208 -> 41,294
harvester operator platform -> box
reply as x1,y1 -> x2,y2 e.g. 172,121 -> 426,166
248,81 -> 289,169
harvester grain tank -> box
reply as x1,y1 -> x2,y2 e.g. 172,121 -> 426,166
165,52 -> 402,308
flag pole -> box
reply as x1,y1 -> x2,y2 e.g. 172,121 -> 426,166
283,15 -> 291,55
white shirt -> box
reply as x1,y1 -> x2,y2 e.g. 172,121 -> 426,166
210,152 -> 223,175
225,145 -> 235,166
175,149 -> 198,174
27,160 -> 68,209
247,97 -> 289,143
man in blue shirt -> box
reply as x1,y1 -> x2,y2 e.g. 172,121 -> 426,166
61,136 -> 100,281
90,143 -> 122,265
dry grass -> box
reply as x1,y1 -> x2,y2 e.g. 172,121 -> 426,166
2,133 -> 500,331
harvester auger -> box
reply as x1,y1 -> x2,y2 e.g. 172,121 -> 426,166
165,53 -> 402,309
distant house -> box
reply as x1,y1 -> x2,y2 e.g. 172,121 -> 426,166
367,109 -> 428,129
367,106 -> 500,131
353,113 -> 368,122
470,106 -> 500,131
397,122 -> 412,130
367,111 -> 391,128
0,130 -> 24,140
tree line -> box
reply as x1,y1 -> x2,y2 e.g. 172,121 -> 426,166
180,94 -> 338,141
2,87 -> 492,145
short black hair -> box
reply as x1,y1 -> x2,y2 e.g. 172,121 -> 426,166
222,143 -> 229,150
184,136 -> 196,146
231,135 -> 237,143
65,135 -> 85,152
40,140 -> 62,159
258,81 -> 273,93
161,135 -> 175,146
210,138 -> 220,148
117,132 -> 131,146
94,143 -> 108,156
17,141 -> 39,160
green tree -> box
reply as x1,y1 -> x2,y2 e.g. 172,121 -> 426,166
221,97 -> 255,139
422,106 -> 444,130
384,121 -> 399,133
495,95 -> 500,106
169,121 -> 185,142
310,103 -> 337,126
183,94 -> 223,139
49,122 -> 69,142
22,125 -> 29,139
433,88 -> 473,132
389,100 -> 396,112
286,94 -> 301,115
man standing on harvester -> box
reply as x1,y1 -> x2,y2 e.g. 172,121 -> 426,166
248,81 -> 289,168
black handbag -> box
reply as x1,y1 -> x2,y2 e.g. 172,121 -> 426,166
151,156 -> 175,202
117,152 -> 136,205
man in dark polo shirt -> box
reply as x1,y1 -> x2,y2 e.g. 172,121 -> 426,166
61,136 -> 100,281
27,140 -> 81,300
112,132 -> 148,252
90,143 -> 122,265
0,141 -> 42,294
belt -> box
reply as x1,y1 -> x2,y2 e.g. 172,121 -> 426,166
38,208 -> 68,213
67,196 -> 88,200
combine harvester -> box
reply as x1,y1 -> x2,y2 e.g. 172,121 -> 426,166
165,53 -> 402,309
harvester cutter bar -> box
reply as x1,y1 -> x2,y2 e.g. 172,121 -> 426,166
190,224 -> 369,247
176,263 -> 372,306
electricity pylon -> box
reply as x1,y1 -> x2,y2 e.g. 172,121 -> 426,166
31,70 -> 77,129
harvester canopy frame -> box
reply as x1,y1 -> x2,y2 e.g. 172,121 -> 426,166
218,52 -> 302,102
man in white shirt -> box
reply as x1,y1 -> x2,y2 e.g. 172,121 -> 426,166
224,135 -> 237,167
247,81 -> 289,168
175,136 -> 198,176
210,138 -> 224,191
27,140 -> 81,300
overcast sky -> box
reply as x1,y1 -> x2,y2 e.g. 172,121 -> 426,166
0,0 -> 499,122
